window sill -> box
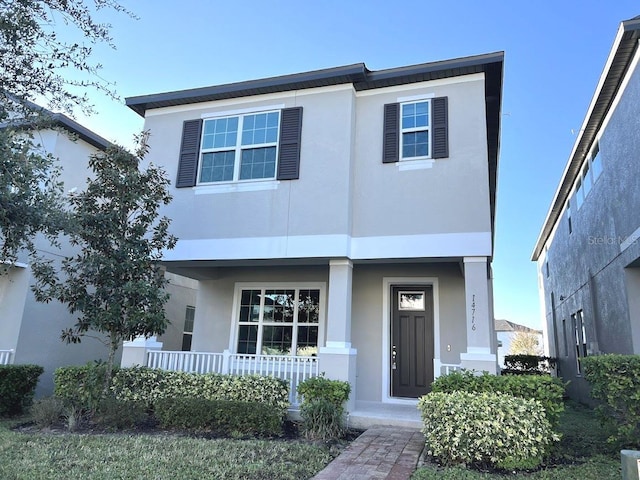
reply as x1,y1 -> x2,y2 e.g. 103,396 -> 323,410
194,180 -> 280,195
398,158 -> 435,171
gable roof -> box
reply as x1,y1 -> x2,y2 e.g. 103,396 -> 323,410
495,319 -> 542,334
1,100 -> 111,151
532,16 -> 640,261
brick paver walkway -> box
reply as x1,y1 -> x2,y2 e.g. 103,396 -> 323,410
311,426 -> 425,480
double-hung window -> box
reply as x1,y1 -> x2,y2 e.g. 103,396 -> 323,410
176,107 -> 302,188
382,97 -> 448,164
401,100 -> 430,159
236,286 -> 321,356
199,111 -> 280,183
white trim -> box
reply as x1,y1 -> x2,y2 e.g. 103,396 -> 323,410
381,277 -> 440,404
397,159 -> 435,171
356,72 -> 484,97
201,104 -> 285,119
396,92 -> 435,103
163,232 -> 492,262
228,282 -> 327,354
463,256 -> 488,264
194,180 -> 279,195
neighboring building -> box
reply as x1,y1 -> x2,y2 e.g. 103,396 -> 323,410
0,112 -> 197,396
494,319 -> 543,368
125,52 -> 503,422
532,16 -> 640,401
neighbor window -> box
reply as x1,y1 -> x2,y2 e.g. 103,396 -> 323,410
572,310 -> 587,374
401,100 -> 430,159
573,142 -> 603,209
181,306 -> 195,351
199,111 -> 280,183
236,287 -> 321,356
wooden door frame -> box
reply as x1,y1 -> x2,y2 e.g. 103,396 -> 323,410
381,277 -> 441,404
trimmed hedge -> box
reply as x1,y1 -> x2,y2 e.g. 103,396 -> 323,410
54,362 -> 112,411
154,397 -> 283,436
431,370 -> 565,426
503,354 -> 557,375
111,367 -> 289,415
55,365 -> 290,416
582,354 -> 640,448
419,391 -> 559,470
0,364 -> 44,416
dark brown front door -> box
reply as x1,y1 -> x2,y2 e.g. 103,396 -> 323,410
391,286 -> 434,398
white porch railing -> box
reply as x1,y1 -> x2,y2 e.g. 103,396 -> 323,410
145,350 -> 319,405
0,349 -> 14,365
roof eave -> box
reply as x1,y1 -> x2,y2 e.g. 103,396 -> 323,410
532,18 -> 640,261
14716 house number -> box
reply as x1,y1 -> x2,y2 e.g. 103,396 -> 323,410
471,294 -> 476,331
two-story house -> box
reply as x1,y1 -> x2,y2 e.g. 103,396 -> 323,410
0,111 -> 197,396
532,16 -> 640,402
125,52 -> 503,423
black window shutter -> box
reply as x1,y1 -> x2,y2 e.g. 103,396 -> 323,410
176,119 -> 203,188
432,97 -> 449,159
382,103 -> 399,163
277,107 -> 303,180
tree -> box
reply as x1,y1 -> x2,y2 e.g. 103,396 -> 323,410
0,0 -> 132,266
509,331 -> 543,356
33,136 -> 177,388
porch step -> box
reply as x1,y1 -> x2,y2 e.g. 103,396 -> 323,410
347,401 -> 423,430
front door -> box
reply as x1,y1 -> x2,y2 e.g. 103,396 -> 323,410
391,286 -> 434,398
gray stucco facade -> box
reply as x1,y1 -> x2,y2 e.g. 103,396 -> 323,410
534,17 -> 640,402
126,53 -> 504,411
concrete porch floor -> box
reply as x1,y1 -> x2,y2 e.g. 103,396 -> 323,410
347,401 -> 422,430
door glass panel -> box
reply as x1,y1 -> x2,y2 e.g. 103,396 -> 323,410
398,291 -> 425,310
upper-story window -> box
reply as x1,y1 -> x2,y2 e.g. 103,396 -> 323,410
383,97 -> 448,164
200,111 -> 280,183
176,107 -> 302,189
401,101 -> 430,159
573,142 -> 603,209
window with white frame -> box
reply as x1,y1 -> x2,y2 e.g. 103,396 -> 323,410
236,287 -> 321,356
199,111 -> 280,183
181,306 -> 195,351
573,142 -> 603,209
401,100 -> 430,159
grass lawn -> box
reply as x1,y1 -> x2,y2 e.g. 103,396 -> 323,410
412,401 -> 621,479
0,418 -> 335,480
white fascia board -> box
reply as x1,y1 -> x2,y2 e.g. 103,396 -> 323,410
162,231 -> 492,262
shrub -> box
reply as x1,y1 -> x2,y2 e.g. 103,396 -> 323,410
111,368 -> 289,415
93,396 -> 149,431
0,364 -> 44,416
582,354 -> 640,448
503,354 -> 557,375
54,362 -> 113,411
30,396 -> 65,428
300,397 -> 345,440
418,391 -> 559,470
154,397 -> 283,436
297,375 -> 350,440
297,375 -> 350,408
431,370 -> 565,426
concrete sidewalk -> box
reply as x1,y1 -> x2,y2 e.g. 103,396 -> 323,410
311,426 -> 425,480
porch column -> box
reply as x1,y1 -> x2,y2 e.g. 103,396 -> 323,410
318,258 -> 357,412
121,336 -> 163,368
460,256 -> 497,373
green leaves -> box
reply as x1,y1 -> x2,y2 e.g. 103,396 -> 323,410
33,141 -> 177,389
581,354 -> 640,448
418,391 -> 558,470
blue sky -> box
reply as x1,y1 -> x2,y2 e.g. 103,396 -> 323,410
68,0 -> 639,329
